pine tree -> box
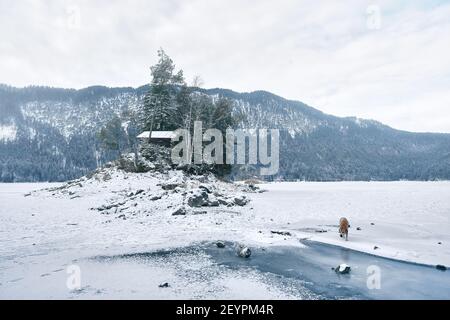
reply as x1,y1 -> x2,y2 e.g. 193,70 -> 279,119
175,83 -> 193,131
121,109 -> 140,169
98,116 -> 124,158
211,97 -> 238,132
143,49 -> 185,142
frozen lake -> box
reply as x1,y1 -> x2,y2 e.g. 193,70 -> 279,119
0,181 -> 449,299
86,240 -> 450,299
202,241 -> 450,300
2,240 -> 449,299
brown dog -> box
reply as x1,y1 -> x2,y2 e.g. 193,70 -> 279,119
339,217 -> 350,241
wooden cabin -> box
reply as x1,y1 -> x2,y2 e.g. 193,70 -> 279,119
137,131 -> 175,147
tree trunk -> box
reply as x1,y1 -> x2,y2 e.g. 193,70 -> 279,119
147,98 -> 157,147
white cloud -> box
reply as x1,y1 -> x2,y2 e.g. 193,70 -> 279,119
1,0 -> 449,132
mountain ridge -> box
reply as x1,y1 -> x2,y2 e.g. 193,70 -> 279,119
0,83 -> 434,133
2,82 -> 448,134
1,83 -> 450,182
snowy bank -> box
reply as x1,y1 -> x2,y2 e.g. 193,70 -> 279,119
247,181 -> 450,267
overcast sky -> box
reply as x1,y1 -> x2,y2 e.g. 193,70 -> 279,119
1,0 -> 449,133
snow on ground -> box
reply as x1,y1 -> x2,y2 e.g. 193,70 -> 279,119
0,169 -> 296,299
0,172 -> 449,298
248,181 -> 450,266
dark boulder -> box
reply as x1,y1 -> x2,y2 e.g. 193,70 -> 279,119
335,264 -> 351,274
233,195 -> 249,206
187,189 -> 208,207
216,241 -> 226,248
199,185 -> 212,193
271,231 -> 292,236
172,206 -> 187,216
237,245 -> 251,258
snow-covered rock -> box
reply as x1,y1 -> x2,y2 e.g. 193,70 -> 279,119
172,206 -> 187,216
160,176 -> 185,190
187,189 -> 208,207
41,159 -> 251,224
206,195 -> 220,207
216,241 -> 226,248
237,245 -> 252,258
233,195 -> 250,206
335,264 -> 351,274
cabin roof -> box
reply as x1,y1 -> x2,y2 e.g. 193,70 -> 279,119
137,131 -> 176,139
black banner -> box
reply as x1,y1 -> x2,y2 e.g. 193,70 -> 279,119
1,300 -> 446,318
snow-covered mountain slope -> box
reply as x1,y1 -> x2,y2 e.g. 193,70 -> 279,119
0,124 -> 17,141
1,84 -> 450,182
